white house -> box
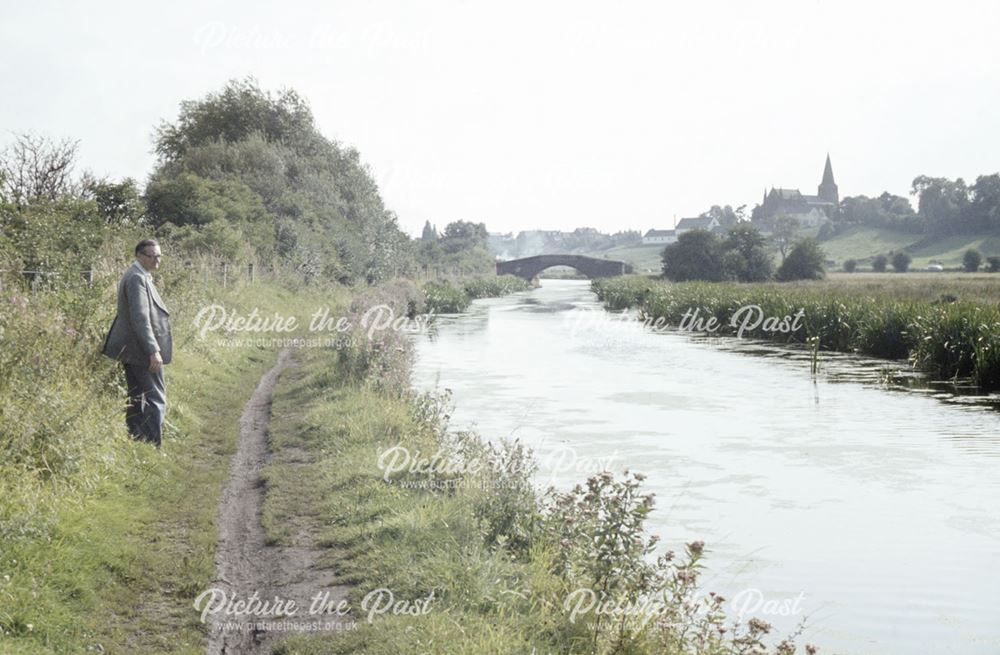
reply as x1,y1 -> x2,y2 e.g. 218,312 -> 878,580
642,229 -> 677,245
675,216 -> 720,235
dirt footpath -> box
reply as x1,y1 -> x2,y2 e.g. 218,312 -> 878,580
206,348 -> 350,654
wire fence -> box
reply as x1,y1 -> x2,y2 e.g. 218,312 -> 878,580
0,261 -> 272,295
0,257 -> 502,296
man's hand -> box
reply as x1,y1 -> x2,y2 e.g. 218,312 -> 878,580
149,351 -> 163,374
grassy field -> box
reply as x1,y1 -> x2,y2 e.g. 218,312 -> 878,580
819,226 -> 1000,268
788,271 -> 1000,305
814,226 -> 919,264
907,231 -> 1000,267
583,243 -> 665,273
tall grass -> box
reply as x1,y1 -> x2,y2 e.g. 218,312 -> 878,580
461,274 -> 532,299
592,276 -> 1000,388
0,235 -> 350,653
422,275 -> 531,314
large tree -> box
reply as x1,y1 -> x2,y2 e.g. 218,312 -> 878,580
969,174 -> 1000,231
661,230 -> 725,282
421,220 -> 438,241
722,223 -> 773,282
0,133 -> 80,206
700,204 -> 746,230
155,78 -> 314,161
770,215 -> 800,262
776,238 -> 826,281
838,192 -> 920,232
149,78 -> 415,282
911,176 -> 970,236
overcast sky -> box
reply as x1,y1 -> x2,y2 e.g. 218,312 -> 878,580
2,0 -> 998,236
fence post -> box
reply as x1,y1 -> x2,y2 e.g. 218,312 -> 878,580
247,263 -> 255,284
222,264 -> 228,289
83,268 -> 93,285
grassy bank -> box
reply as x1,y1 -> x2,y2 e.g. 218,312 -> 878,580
592,275 -> 1000,389
0,261 -> 537,654
0,256 -> 348,653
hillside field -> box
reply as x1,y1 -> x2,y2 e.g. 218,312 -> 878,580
580,227 -> 1000,273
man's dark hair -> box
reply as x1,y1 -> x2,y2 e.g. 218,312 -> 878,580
135,239 -> 159,256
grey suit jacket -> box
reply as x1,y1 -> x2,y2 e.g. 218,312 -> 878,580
102,261 -> 172,365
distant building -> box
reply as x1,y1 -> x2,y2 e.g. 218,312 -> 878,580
675,216 -> 720,235
642,229 -> 677,245
754,155 -> 839,228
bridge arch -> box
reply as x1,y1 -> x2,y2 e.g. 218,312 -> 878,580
496,254 -> 632,281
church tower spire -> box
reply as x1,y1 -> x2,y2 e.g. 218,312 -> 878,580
818,153 -> 838,206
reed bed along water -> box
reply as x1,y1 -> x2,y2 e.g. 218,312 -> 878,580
592,275 -> 1000,389
422,275 -> 531,313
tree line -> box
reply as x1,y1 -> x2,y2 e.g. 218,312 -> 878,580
0,78 -> 493,284
661,224 -> 825,283
805,176 -> 999,237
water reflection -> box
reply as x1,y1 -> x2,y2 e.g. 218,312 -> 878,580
704,336 -> 1000,410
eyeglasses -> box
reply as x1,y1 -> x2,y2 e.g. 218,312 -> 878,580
141,252 -> 163,260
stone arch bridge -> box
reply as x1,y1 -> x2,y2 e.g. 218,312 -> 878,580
496,254 -> 632,281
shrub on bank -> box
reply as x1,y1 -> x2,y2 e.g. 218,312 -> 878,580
462,274 -> 531,299
421,275 -> 531,314
964,249 -> 982,272
891,251 -> 912,272
422,280 -> 470,313
776,238 -> 825,281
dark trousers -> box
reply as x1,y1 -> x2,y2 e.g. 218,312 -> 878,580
123,362 -> 166,447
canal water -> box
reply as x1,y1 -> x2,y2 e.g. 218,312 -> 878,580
411,279 -> 1000,655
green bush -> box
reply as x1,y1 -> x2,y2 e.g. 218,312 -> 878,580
843,258 -> 857,273
776,238 -> 825,281
420,276 -> 530,314
460,275 -> 530,299
661,226 -> 775,283
872,254 -> 888,272
891,251 -> 912,273
964,248 -> 982,272
422,280 -> 471,313
661,230 -> 725,282
722,224 -> 774,282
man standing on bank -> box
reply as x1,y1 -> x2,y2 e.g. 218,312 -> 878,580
102,239 -> 172,447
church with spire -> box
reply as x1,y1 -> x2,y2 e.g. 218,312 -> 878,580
752,155 -> 839,228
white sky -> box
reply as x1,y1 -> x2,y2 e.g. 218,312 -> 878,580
2,0 -> 998,236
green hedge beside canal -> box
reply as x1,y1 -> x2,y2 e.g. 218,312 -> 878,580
592,276 -> 1000,389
